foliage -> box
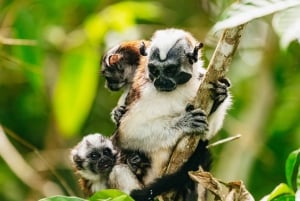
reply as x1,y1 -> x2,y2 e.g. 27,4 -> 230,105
261,148 -> 299,201
39,189 -> 134,201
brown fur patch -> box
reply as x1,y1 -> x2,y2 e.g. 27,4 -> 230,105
125,56 -> 149,105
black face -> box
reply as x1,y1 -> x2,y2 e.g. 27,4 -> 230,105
147,45 -> 192,92
86,147 -> 117,174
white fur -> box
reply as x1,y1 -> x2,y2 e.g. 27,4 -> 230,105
119,71 -> 201,152
109,164 -> 142,194
71,133 -> 118,159
150,29 -> 188,60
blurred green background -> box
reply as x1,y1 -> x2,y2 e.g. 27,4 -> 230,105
0,0 -> 299,201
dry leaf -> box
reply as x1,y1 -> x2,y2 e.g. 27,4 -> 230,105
189,169 -> 224,200
224,181 -> 255,201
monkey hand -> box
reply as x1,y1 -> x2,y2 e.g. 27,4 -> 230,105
111,105 -> 127,125
209,78 -> 231,114
125,151 -> 151,181
130,188 -> 154,201
176,107 -> 209,135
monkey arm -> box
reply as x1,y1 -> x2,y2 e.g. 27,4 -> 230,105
109,164 -> 142,194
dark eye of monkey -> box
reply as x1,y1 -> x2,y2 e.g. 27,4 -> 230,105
88,151 -> 100,161
148,64 -> 159,77
103,147 -> 112,156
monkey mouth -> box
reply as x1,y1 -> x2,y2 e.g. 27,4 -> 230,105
156,86 -> 176,92
107,81 -> 126,91
97,160 -> 114,172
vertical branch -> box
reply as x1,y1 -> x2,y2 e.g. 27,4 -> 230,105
162,25 -> 245,199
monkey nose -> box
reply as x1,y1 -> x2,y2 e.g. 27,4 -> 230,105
154,78 -> 176,92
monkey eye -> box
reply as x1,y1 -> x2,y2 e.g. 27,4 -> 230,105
89,152 -> 100,160
148,64 -> 159,77
103,147 -> 112,156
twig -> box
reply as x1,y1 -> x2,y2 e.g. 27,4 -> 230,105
206,134 -> 241,149
0,35 -> 37,46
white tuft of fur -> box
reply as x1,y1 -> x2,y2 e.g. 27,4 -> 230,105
150,29 -> 188,60
71,133 -> 118,160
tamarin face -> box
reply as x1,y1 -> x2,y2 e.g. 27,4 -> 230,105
71,134 -> 119,179
101,40 -> 150,91
145,29 -> 203,92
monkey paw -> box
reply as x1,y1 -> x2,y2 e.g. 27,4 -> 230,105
111,105 -> 127,125
125,151 -> 151,180
177,108 -> 209,135
209,78 -> 231,114
130,189 -> 154,201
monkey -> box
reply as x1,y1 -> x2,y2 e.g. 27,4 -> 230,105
70,133 -> 149,196
111,28 -> 231,201
101,40 -> 150,124
70,133 -> 119,196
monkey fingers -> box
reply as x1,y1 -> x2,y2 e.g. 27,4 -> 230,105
176,108 -> 209,134
111,105 -> 127,125
209,78 -> 231,115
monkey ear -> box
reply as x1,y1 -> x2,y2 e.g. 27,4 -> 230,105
139,41 -> 148,56
186,42 -> 204,64
108,54 -> 123,66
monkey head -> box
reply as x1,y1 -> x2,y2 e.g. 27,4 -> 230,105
143,29 -> 203,92
101,40 -> 150,91
71,133 -> 119,180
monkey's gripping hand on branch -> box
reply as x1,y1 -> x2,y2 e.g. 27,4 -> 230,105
175,105 -> 209,135
209,78 -> 231,115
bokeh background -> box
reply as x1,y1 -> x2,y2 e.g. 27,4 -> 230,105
0,0 -> 299,201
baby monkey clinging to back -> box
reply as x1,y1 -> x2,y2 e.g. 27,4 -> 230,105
101,40 -> 150,124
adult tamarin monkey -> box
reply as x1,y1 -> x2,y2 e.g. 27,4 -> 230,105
112,28 -> 231,201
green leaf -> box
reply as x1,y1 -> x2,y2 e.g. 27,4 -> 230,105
285,149 -> 300,191
52,45 -> 99,137
39,195 -> 86,201
266,183 -> 294,201
272,194 -> 295,201
84,1 -> 162,44
213,0 -> 300,31
272,6 -> 300,49
89,189 -> 134,201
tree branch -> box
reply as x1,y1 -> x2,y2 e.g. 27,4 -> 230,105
162,25 -> 245,200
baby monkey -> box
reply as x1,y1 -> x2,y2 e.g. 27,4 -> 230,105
101,40 -> 150,124
70,133 -> 149,196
